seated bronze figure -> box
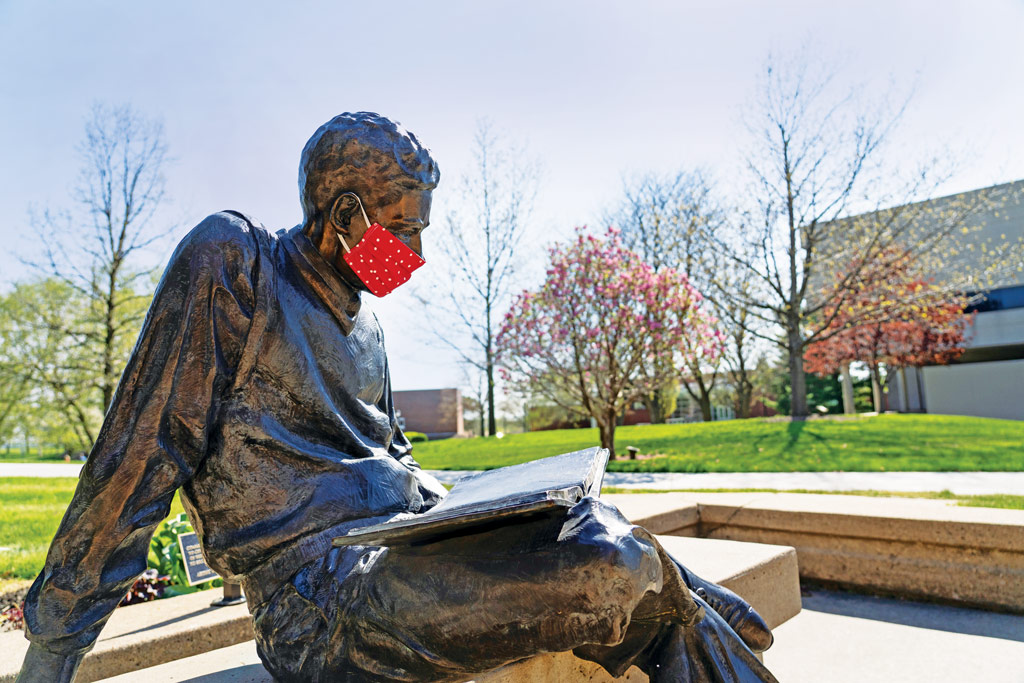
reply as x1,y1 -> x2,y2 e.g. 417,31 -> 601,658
17,113 -> 778,682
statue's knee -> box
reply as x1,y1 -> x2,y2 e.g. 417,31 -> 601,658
602,528 -> 662,589
560,506 -> 663,611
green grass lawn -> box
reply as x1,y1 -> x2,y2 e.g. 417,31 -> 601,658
412,414 -> 1024,472
0,478 -> 185,581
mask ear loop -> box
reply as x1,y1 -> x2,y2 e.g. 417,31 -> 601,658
335,192 -> 373,254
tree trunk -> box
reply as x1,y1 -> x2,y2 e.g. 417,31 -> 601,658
102,257 -> 121,413
839,363 -> 856,415
870,364 -> 884,413
788,337 -> 808,419
698,394 -> 713,422
643,393 -> 667,424
597,414 -> 617,459
486,355 -> 496,437
651,396 -> 661,424
899,367 -> 911,412
733,381 -> 753,419
683,375 -> 715,422
729,348 -> 754,419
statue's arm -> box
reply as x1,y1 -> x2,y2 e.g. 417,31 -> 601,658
377,351 -> 447,508
17,215 -> 259,681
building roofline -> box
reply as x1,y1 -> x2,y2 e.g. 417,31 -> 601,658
834,178 -> 1024,224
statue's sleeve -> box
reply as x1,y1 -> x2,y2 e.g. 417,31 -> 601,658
21,215 -> 259,662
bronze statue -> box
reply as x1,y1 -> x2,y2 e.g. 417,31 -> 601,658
17,113 -> 778,682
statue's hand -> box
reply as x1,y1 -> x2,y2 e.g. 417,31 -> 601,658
395,454 -> 447,510
412,468 -> 448,510
16,644 -> 83,683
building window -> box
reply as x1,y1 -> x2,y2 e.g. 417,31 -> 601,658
966,285 -> 1024,313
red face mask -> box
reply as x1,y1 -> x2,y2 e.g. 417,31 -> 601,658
336,193 -> 425,297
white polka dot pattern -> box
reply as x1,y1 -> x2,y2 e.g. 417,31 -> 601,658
343,223 -> 425,297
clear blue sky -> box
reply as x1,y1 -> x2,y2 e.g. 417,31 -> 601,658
2,0 -> 1023,391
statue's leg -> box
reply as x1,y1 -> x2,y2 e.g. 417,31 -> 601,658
251,498 -> 776,682
575,591 -> 779,683
579,594 -> 779,683
573,530 -> 777,683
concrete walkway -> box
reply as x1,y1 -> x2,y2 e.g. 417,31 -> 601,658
428,470 -> 1024,496
764,588 -> 1024,683
0,462 -> 84,477
4,463 -> 1024,496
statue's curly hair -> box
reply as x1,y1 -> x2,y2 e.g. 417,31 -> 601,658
299,112 -> 439,224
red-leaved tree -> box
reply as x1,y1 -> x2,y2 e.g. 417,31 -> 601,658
804,253 -> 973,411
496,228 -> 722,457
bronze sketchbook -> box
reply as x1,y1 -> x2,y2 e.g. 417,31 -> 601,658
333,447 -> 609,547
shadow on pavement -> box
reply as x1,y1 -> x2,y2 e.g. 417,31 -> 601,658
801,588 -> 1024,643
181,663 -> 269,682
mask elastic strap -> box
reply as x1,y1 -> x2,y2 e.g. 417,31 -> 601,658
336,192 -> 373,254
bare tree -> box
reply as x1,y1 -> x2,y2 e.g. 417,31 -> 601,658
608,170 -> 726,421
20,104 -> 171,445
720,53 -> 1022,418
422,121 -> 539,436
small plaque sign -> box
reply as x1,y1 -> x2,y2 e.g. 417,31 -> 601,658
176,531 -> 218,586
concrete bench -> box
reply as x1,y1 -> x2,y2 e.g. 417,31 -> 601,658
92,533 -> 800,683
0,589 -> 253,683
679,492 -> 1024,612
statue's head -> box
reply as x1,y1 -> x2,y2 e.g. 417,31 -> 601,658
298,113 -> 439,289
300,112 -> 439,225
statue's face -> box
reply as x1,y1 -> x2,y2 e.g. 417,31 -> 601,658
324,181 -> 433,294
354,185 -> 432,259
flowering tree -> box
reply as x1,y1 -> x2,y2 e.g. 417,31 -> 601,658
803,254 -> 972,411
606,170 -> 733,422
496,228 -> 722,457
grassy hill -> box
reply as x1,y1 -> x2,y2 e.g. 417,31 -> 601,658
412,414 -> 1024,472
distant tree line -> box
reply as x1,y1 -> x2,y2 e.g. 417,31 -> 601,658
1,105 -> 167,454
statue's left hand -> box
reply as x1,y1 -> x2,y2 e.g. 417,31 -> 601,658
16,645 -> 83,683
412,468 -> 448,510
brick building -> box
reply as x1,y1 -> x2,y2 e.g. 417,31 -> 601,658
392,388 -> 465,439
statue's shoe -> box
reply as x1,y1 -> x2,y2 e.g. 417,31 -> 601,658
672,560 -> 774,653
691,583 -> 773,653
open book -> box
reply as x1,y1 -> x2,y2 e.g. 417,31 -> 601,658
333,446 -> 609,547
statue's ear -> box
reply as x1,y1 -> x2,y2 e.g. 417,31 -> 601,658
330,194 -> 359,233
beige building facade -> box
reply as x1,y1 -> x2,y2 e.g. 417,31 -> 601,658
885,180 -> 1024,420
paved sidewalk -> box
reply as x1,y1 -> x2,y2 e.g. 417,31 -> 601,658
427,469 -> 1024,496
764,588 -> 1024,683
0,462 -> 84,477
3,463 -> 1024,496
